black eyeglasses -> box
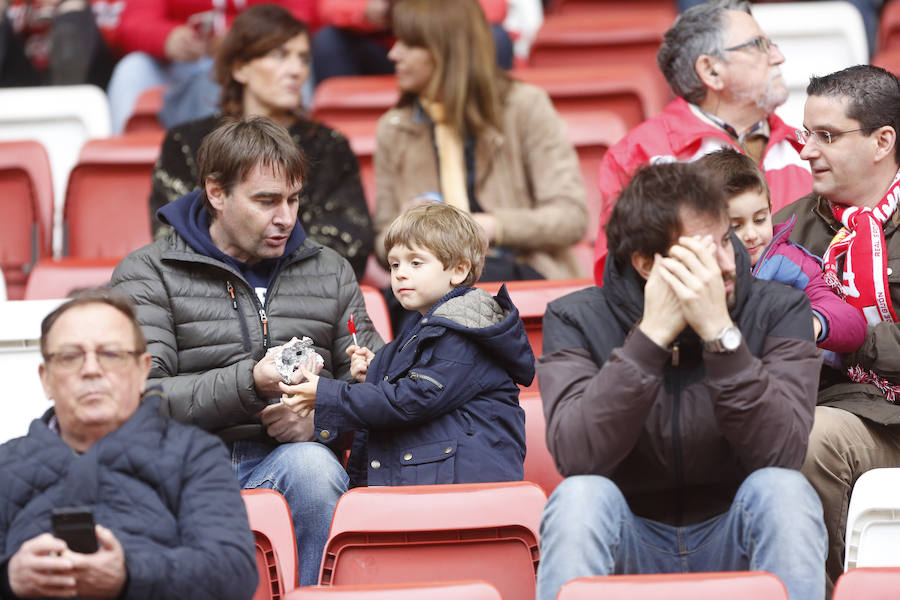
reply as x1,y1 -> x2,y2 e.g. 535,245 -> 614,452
724,35 -> 777,54
795,128 -> 865,145
44,348 -> 143,372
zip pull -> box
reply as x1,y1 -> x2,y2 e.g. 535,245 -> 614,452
226,281 -> 237,310
259,308 -> 270,348
671,342 -> 680,367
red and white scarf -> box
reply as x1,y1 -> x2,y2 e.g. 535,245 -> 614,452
823,169 -> 900,324
823,170 -> 900,401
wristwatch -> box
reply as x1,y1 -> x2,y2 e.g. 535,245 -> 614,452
703,325 -> 742,353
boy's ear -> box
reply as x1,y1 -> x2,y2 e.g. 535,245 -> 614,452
450,259 -> 472,286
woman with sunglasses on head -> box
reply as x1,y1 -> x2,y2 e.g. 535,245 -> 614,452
149,3 -> 373,280
373,0 -> 587,283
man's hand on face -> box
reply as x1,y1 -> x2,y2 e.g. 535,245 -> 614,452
657,235 -> 734,341
259,402 -> 315,443
64,526 -> 127,599
8,534 -> 77,598
638,256 -> 687,348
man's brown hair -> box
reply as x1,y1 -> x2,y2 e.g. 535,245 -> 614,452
197,116 -> 307,219
383,203 -> 487,287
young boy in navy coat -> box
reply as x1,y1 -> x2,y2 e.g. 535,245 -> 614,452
280,203 -> 534,486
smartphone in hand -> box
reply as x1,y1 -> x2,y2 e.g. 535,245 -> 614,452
51,507 -> 98,553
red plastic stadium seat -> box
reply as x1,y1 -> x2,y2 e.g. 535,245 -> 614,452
515,65 -> 670,129
872,48 -> 900,77
331,120 -> 378,215
520,391 -> 564,495
64,132 -> 163,258
312,76 -> 399,129
558,572 -> 789,600
833,568 -> 900,600
123,86 -> 165,134
285,581 -> 502,600
242,489 -> 298,600
530,11 -> 673,77
318,481 -> 547,600
879,1 -> 900,52
548,0 -> 675,16
360,284 -> 393,342
24,257 -> 119,300
0,140 -> 53,300
558,110 -> 628,243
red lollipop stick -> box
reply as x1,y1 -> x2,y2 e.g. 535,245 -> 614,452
348,313 -> 359,347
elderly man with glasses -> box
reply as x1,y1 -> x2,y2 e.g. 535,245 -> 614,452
775,64 -> 900,598
592,0 -> 812,283
0,289 -> 257,600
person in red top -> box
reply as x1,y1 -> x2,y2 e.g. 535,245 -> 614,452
311,0 -> 510,86
592,0 -> 812,283
106,0 -> 316,133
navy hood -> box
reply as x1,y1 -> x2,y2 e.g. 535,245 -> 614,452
425,285 -> 536,386
158,190 -> 307,286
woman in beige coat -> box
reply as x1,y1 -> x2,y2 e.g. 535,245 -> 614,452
374,0 -> 588,280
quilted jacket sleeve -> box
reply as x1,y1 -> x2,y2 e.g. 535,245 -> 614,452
111,249 -> 268,431
123,430 -> 257,600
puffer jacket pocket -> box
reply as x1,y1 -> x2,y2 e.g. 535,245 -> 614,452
397,439 -> 457,485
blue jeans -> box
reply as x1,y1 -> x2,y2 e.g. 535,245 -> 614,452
231,440 -> 349,586
106,52 -> 219,133
537,468 -> 826,600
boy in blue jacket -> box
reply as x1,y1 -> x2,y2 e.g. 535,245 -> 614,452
280,203 -> 534,487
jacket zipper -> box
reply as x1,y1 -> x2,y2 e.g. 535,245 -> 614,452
409,372 -> 444,389
671,375 -> 685,525
401,334 -> 418,351
258,308 -> 270,349
226,281 -> 252,352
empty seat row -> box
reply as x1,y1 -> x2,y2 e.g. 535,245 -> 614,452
247,480 -> 900,600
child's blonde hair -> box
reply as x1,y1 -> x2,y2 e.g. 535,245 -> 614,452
383,203 -> 488,287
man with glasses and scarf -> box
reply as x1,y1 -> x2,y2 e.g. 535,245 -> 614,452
592,0 -> 812,283
775,64 -> 900,598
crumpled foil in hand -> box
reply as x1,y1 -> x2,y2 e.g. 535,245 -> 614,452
273,336 -> 325,384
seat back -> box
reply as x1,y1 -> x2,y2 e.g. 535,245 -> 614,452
123,86 -> 165,133
0,299 -> 62,444
845,468 -> 900,571
359,284 -> 393,342
872,48 -> 900,77
0,85 -> 111,240
319,482 -> 547,600
312,76 -> 399,129
285,581 -> 502,600
516,65 -> 669,129
529,10 -> 673,72
64,132 -> 163,258
833,567 -> 900,600
23,257 -> 119,300
878,0 -> 900,53
557,572 -> 789,600
242,489 -> 299,600
0,140 -> 53,299
520,391 -> 564,495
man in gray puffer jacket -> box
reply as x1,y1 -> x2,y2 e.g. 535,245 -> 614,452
111,116 -> 383,586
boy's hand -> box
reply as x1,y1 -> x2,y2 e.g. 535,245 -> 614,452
279,367 -> 320,417
346,345 -> 375,382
